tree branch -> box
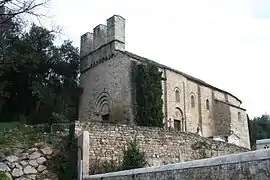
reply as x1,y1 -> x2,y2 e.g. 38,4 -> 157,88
0,0 -> 49,25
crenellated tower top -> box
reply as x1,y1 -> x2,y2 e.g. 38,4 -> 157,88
80,15 -> 125,57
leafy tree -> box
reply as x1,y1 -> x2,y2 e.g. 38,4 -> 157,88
0,2 -> 79,180
0,20 -> 81,124
248,114 -> 270,149
133,62 -> 164,127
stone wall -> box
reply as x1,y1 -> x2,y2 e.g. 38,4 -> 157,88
86,149 -> 270,180
186,80 -> 200,133
75,121 -> 248,171
214,100 -> 231,136
79,50 -> 134,123
230,106 -> 250,148
0,144 -> 56,180
0,123 -> 76,180
165,70 -> 188,131
199,85 -> 214,137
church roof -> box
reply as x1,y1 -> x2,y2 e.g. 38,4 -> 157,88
118,50 -> 242,104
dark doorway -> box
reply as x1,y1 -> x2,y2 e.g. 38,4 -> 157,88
174,120 -> 181,131
102,114 -> 110,122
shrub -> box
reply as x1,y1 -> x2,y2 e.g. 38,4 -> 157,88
121,138 -> 147,170
89,159 -> 120,175
89,138 -> 148,175
102,160 -> 121,173
48,136 -> 77,180
0,172 -> 11,180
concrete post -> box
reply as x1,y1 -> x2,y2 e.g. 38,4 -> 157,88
77,131 -> 90,180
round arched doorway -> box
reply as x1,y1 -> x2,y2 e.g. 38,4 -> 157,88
173,107 -> 186,132
95,92 -> 112,122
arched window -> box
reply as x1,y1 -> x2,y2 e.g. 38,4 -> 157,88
191,95 -> 195,108
206,99 -> 210,110
175,89 -> 180,103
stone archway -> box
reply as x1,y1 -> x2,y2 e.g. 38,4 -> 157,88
95,92 -> 112,121
173,107 -> 186,132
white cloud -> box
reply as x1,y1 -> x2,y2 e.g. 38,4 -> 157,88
40,0 -> 270,118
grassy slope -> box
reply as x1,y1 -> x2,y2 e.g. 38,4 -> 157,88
0,122 -> 77,180
0,122 -> 66,155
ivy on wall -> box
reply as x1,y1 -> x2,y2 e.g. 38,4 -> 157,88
132,62 -> 164,127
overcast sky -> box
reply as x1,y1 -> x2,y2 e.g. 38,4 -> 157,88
38,0 -> 270,118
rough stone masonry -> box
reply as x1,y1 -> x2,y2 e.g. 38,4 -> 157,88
86,149 -> 270,180
0,144 -> 56,180
78,14 -> 250,149
75,121 -> 248,172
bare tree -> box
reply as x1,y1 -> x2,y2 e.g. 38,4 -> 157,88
0,0 -> 49,25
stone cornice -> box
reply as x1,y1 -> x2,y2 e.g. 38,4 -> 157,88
80,53 -> 116,74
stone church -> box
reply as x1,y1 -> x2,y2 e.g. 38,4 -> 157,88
78,15 -> 250,149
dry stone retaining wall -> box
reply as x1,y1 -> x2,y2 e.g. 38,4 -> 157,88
75,121 -> 248,172
0,144 -> 57,180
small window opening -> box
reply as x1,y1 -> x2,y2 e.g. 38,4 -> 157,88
206,99 -> 210,110
238,112 -> 241,121
191,95 -> 195,108
175,90 -> 180,103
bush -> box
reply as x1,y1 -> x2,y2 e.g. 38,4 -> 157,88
89,138 -> 148,175
121,138 -> 147,170
102,160 -> 121,173
89,159 -> 120,175
48,135 -> 77,180
89,159 -> 104,175
0,172 -> 11,180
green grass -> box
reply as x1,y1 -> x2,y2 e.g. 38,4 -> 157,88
0,122 -> 66,155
